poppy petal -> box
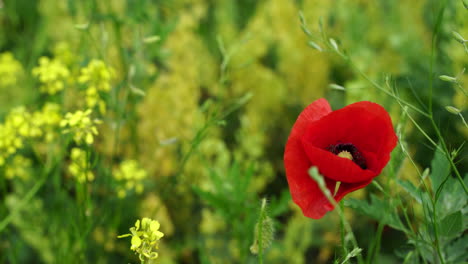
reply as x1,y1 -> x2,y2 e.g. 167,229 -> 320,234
299,176 -> 372,219
300,139 -> 376,183
333,179 -> 373,205
301,101 -> 397,175
284,99 -> 396,219
284,98 -> 332,219
287,98 -> 332,141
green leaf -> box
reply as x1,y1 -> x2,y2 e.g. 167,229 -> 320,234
430,146 -> 450,192
397,179 -> 423,203
439,211 -> 462,238
446,236 -> 468,263
269,190 -> 292,217
345,195 -> 406,232
192,186 -> 228,214
436,176 -> 467,218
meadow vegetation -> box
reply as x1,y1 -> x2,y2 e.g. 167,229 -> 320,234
0,0 -> 466,263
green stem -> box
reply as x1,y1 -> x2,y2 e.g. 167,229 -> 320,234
339,202 -> 348,257
431,199 -> 445,264
366,221 -> 384,264
430,118 -> 468,194
0,172 -> 48,232
332,49 -> 430,118
309,168 -> 364,264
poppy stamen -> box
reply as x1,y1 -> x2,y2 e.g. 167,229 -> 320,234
334,181 -> 341,196
337,151 -> 353,160
327,143 -> 367,169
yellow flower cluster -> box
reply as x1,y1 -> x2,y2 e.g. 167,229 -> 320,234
53,42 -> 76,66
118,218 -> 164,262
32,57 -> 70,95
60,109 -> 101,145
0,103 -> 62,166
78,60 -> 115,113
113,160 -> 148,198
0,107 -> 37,165
0,52 -> 23,87
5,155 -> 32,180
68,148 -> 94,183
37,103 -> 63,142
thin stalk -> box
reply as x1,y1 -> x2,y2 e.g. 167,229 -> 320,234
366,221 -> 385,264
339,202 -> 348,257
0,172 -> 48,232
431,199 -> 445,264
326,47 -> 430,118
309,168 -> 364,264
426,0 -> 468,194
430,118 -> 468,194
398,104 -> 441,151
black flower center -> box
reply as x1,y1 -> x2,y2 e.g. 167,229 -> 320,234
327,143 -> 367,169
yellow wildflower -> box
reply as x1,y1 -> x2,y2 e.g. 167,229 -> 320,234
113,160 -> 147,198
32,57 -> 70,95
118,218 -> 164,262
0,52 -> 23,87
78,60 -> 115,112
4,155 -> 32,180
68,148 -> 94,183
60,109 -> 101,145
0,107 -> 42,165
34,103 -> 62,142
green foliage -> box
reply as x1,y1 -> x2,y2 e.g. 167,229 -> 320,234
0,0 -> 467,263
431,146 -> 451,193
346,195 -> 407,233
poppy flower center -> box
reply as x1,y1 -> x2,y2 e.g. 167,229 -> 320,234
327,143 -> 367,169
337,151 -> 353,160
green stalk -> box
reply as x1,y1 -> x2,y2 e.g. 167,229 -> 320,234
366,221 -> 384,264
309,167 -> 364,264
0,172 -> 48,232
339,202 -> 348,257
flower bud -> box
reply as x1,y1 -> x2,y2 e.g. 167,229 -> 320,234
143,35 -> 161,44
439,75 -> 458,83
329,83 -> 345,91
329,38 -> 339,51
452,31 -> 466,44
250,198 -> 274,255
445,106 -> 461,115
308,41 -> 323,52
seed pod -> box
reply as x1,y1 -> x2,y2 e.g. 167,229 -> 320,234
445,106 -> 461,115
439,75 -> 458,83
452,31 -> 466,44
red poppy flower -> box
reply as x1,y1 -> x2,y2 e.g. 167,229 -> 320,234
284,98 -> 397,219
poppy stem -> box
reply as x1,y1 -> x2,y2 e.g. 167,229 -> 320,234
308,167 -> 364,264
339,202 -> 348,256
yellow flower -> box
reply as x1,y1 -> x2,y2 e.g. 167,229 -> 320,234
118,218 -> 164,262
113,160 -> 147,198
0,52 -> 23,87
32,57 -> 70,95
60,109 -> 101,145
0,107 -> 43,165
5,155 -> 32,180
78,60 -> 115,113
68,148 -> 94,183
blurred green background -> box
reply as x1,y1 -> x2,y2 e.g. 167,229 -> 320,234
0,0 -> 466,263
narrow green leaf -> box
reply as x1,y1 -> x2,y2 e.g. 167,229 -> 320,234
192,186 -> 227,213
397,179 -> 423,203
